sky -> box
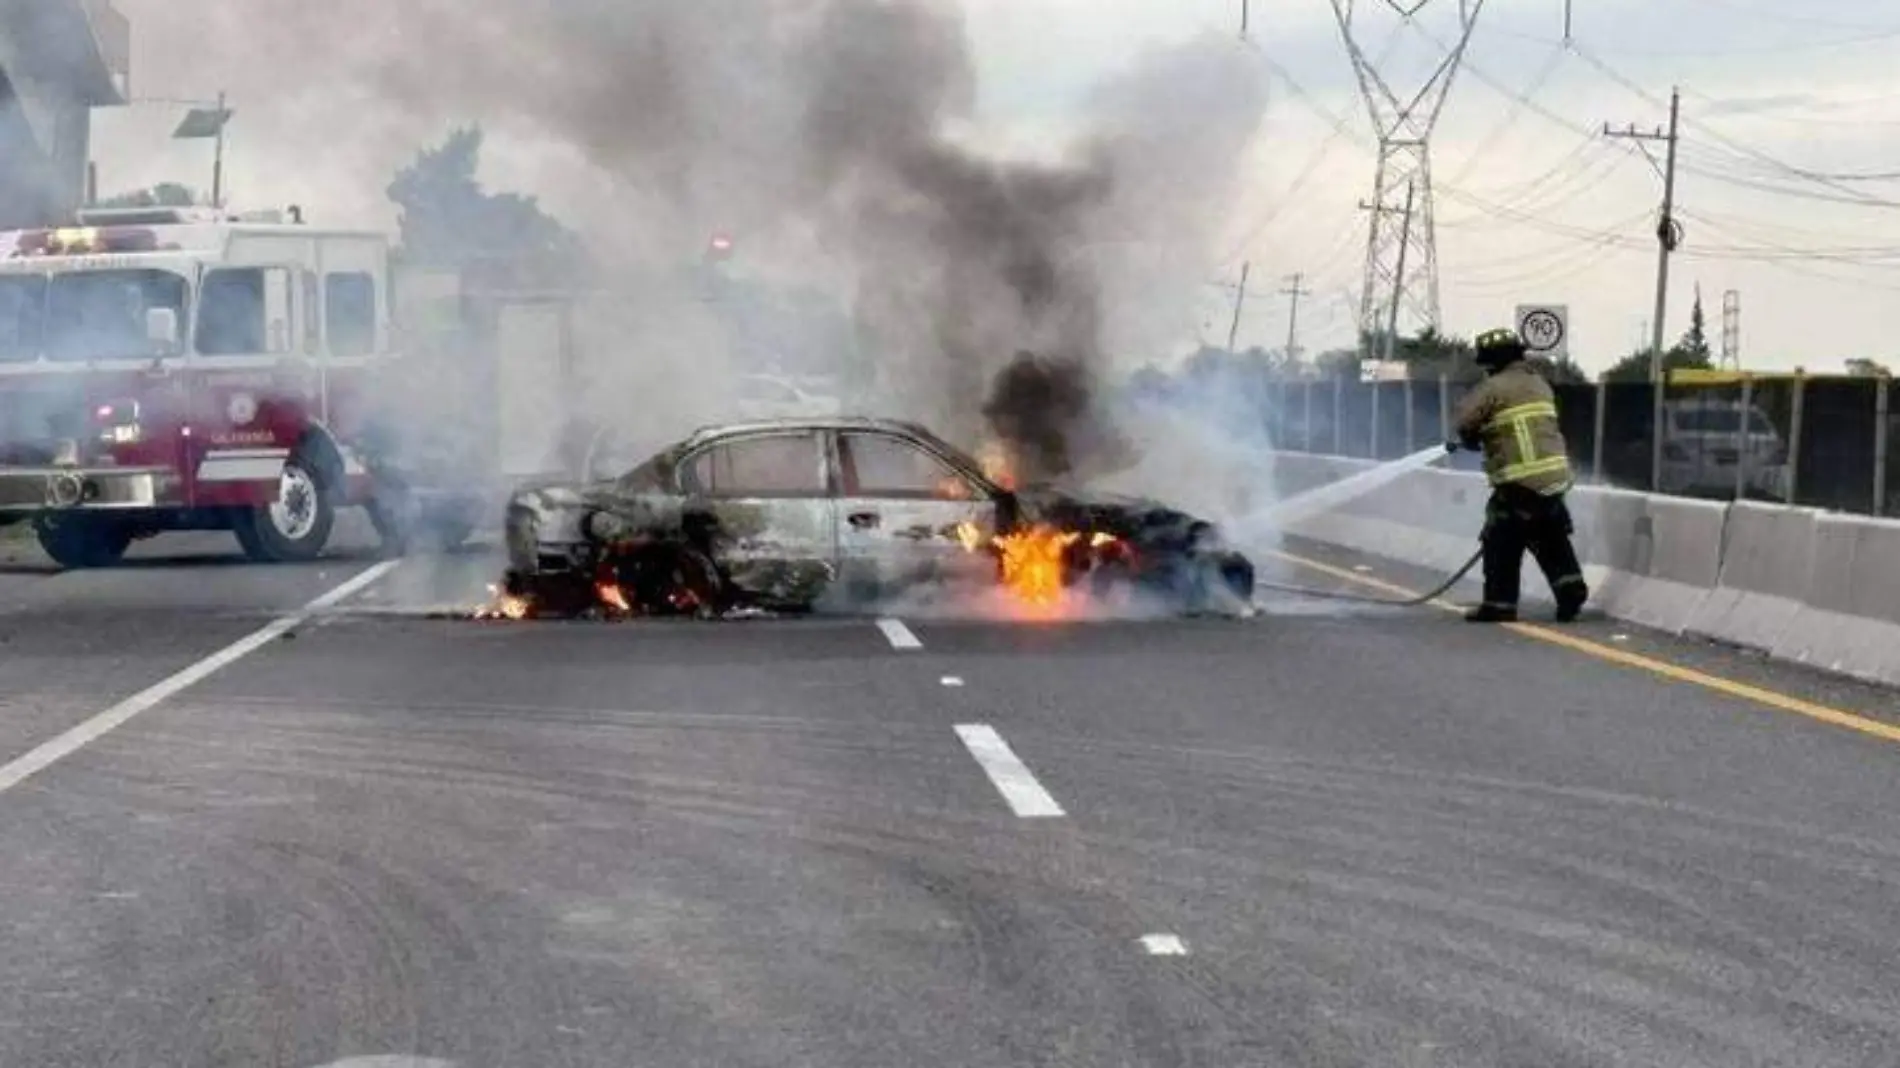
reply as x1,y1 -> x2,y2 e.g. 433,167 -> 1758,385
88,0 -> 1900,376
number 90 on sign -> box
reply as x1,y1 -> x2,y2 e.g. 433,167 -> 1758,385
1514,304 -> 1567,357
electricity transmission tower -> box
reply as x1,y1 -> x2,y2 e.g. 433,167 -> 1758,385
1721,290 -> 1740,370
1331,0 -> 1487,356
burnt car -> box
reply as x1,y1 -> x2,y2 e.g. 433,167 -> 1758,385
501,416 -> 1254,617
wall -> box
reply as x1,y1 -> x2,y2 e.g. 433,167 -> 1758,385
1268,451 -> 1900,690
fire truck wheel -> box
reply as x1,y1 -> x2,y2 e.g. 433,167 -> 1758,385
235,460 -> 336,563
35,515 -> 133,570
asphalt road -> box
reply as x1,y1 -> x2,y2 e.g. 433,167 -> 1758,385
2,524 -> 1900,1067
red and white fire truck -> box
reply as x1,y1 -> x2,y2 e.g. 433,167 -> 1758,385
0,205 -> 516,567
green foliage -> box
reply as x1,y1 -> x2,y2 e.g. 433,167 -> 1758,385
386,126 -> 587,281
1600,345 -> 1714,383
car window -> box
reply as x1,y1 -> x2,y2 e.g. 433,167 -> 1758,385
681,432 -> 826,497
842,432 -> 979,500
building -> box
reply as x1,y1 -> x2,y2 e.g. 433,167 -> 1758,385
0,0 -> 129,228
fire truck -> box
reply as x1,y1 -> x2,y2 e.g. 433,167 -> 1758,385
0,205 -> 559,567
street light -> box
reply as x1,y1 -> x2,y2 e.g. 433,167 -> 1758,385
170,91 -> 232,208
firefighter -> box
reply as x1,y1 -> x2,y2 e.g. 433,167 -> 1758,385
1448,327 -> 1589,623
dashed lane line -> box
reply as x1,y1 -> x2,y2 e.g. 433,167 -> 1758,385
954,723 -> 1065,818
1140,934 -> 1190,956
877,617 -> 923,650
0,559 -> 403,796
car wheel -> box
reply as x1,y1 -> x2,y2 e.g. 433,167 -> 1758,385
35,515 -> 132,569
234,459 -> 335,563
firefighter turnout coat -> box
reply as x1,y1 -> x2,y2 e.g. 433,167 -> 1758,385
1453,363 -> 1574,495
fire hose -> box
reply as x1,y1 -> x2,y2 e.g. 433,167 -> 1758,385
1249,544 -> 1486,608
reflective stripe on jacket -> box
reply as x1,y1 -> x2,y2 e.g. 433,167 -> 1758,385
1453,364 -> 1573,494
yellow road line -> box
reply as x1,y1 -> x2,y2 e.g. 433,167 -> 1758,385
1265,548 -> 1900,746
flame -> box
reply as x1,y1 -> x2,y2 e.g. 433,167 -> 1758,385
992,525 -> 1080,608
1090,532 -> 1117,549
474,584 -> 532,620
954,521 -> 985,553
597,580 -> 632,615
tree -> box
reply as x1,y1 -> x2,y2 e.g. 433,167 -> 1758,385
386,126 -> 586,283
1677,288 -> 1712,363
1600,345 -> 1714,383
1846,358 -> 1891,377
96,182 -> 199,208
1529,356 -> 1589,385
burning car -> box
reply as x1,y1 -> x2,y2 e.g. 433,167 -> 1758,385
496,416 -> 1254,619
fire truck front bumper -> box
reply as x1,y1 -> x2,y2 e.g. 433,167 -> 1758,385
0,466 -> 182,518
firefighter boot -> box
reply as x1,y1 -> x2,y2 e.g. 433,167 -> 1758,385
1464,602 -> 1518,623
1554,579 -> 1589,623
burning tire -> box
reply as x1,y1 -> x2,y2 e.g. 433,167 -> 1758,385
34,515 -> 133,569
234,459 -> 335,563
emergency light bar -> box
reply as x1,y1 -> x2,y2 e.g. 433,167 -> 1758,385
12,227 -> 161,257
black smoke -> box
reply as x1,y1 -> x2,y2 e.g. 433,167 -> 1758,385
114,0 -> 1264,481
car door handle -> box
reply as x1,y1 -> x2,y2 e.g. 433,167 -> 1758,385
848,511 -> 880,529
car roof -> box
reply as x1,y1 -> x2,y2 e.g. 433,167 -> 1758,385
682,415 -> 945,445
675,416 -> 1001,489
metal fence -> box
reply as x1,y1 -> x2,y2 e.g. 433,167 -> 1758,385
1265,373 -> 1900,517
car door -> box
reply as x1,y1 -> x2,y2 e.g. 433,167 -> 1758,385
835,429 -> 1001,593
674,428 -> 839,606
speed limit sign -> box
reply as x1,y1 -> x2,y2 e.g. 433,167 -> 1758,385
1514,304 -> 1569,360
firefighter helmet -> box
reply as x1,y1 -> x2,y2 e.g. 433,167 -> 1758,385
1473,327 -> 1527,370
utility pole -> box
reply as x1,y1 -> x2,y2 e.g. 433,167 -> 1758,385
1226,261 -> 1251,353
1282,272 -> 1312,364
211,89 -> 228,209
1359,180 -> 1416,363
1384,181 -> 1417,365
1603,85 -> 1682,489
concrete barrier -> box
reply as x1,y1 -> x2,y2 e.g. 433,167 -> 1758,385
1686,500 -> 1817,653
1777,513 -> 1900,688
1260,449 -> 1900,690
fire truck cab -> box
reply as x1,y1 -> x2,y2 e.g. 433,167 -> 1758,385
0,206 -> 392,567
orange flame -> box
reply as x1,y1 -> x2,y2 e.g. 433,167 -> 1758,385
992,524 -> 1080,608
597,580 -> 632,616
475,584 -> 532,620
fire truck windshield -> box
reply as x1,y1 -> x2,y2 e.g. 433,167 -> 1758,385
0,268 -> 189,363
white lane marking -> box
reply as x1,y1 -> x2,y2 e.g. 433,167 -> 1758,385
954,723 -> 1064,818
1140,933 -> 1189,956
876,617 -> 922,650
0,559 -> 401,796
941,675 -> 965,687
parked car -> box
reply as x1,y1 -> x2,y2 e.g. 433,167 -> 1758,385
1658,399 -> 1790,500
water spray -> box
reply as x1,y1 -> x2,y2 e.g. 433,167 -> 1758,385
1249,444 -> 1485,608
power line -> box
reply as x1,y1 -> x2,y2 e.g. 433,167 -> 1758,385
1487,21 -> 1900,57
1331,0 -> 1489,347
1571,45 -> 1900,208
1671,0 -> 1900,34
1440,42 -> 1570,189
